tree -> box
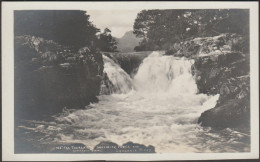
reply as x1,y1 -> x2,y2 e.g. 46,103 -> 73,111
14,10 -> 100,50
133,10 -> 162,39
133,9 -> 249,51
96,28 -> 118,52
133,9 -> 190,51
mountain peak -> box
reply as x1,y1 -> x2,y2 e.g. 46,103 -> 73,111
116,31 -> 141,52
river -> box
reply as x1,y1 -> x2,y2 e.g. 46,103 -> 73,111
16,51 -> 250,153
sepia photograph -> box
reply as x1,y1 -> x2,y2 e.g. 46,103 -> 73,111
2,1 -> 259,161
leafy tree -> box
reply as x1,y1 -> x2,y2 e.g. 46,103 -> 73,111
96,28 -> 118,52
14,10 -> 117,51
133,9 -> 249,51
190,9 -> 249,36
133,10 -> 193,51
133,10 -> 162,39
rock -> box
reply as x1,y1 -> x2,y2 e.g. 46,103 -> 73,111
209,68 -> 220,79
194,52 -> 250,129
198,98 -> 250,129
220,84 -> 230,96
14,35 -> 104,120
171,34 -> 250,129
66,56 -> 77,63
222,45 -> 231,51
31,58 -> 39,62
194,52 -> 250,128
78,46 -> 90,55
166,33 -> 248,57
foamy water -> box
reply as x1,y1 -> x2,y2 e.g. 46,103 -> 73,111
17,51 -> 250,153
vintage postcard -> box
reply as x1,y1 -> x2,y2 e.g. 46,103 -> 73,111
2,1 -> 259,161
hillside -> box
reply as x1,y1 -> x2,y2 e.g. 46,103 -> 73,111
116,31 -> 141,52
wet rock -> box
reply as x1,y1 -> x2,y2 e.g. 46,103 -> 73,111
198,98 -> 250,129
195,53 -> 250,128
194,53 -> 250,128
100,73 -> 117,95
170,34 -> 250,129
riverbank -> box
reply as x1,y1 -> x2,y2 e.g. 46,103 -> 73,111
166,33 -> 250,129
15,35 -> 104,120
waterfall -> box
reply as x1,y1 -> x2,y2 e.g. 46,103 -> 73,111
133,52 -> 197,95
103,51 -> 199,97
102,55 -> 133,94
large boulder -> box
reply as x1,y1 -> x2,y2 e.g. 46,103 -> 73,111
198,76 -> 250,129
198,98 -> 250,129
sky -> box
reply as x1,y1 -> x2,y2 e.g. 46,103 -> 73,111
86,10 -> 141,38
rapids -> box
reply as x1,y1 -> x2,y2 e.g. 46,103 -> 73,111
17,51 -> 250,153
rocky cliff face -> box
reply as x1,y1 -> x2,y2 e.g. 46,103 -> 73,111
167,34 -> 250,129
15,35 -> 104,119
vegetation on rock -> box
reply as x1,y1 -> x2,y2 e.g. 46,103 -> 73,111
96,28 -> 118,52
14,35 -> 104,119
14,10 -> 121,119
133,9 -> 249,52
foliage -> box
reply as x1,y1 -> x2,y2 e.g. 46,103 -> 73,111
14,10 -> 117,52
133,9 -> 249,51
96,28 -> 118,52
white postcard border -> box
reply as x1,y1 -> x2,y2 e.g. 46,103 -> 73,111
2,1 -> 259,161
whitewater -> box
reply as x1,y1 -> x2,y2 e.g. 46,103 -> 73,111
18,51 -> 250,153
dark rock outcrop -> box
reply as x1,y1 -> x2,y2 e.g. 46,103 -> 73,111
15,35 -> 104,119
167,34 -> 250,129
196,66 -> 250,129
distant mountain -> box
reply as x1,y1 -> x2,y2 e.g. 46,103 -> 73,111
116,31 -> 142,53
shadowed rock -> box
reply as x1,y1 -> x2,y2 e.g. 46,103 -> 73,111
14,35 -> 104,120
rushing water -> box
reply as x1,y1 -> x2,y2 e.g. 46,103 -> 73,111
17,51 -> 250,153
